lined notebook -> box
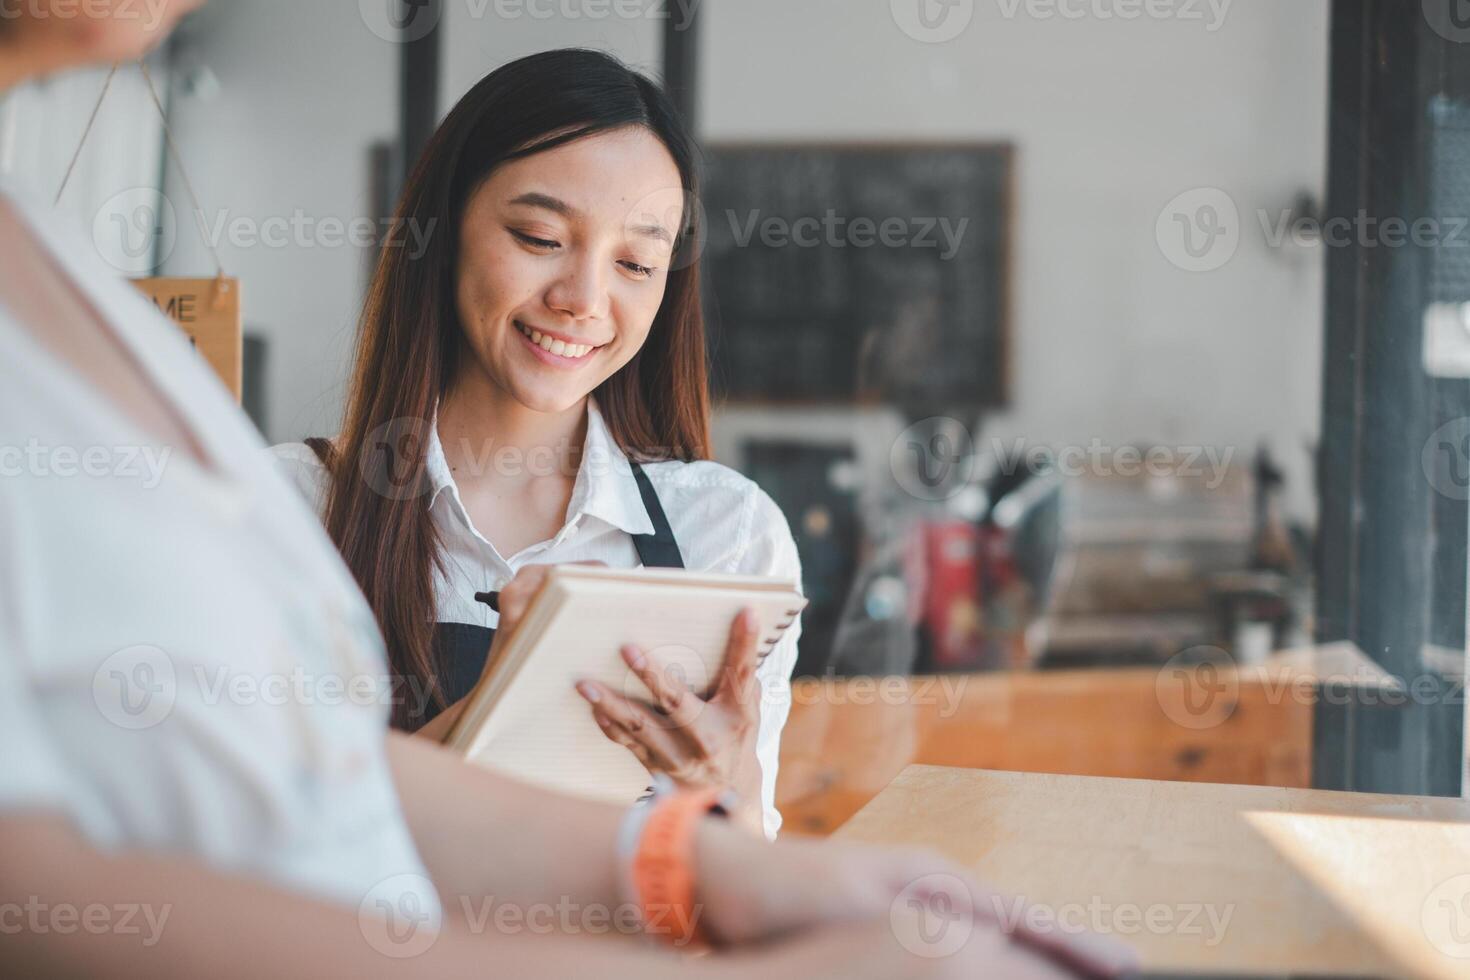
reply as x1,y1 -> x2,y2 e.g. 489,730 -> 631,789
444,564 -> 807,803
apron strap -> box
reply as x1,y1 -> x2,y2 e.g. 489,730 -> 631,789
628,460 -> 685,569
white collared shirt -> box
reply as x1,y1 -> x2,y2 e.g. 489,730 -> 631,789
272,400 -> 803,838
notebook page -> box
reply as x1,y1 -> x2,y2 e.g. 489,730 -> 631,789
462,581 -> 803,802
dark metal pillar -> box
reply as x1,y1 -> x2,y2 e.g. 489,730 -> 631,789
661,2 -> 701,135
400,0 -> 443,178
1315,0 -> 1469,796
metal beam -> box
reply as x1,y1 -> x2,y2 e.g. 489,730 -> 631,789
661,1 -> 700,134
1315,0 -> 1468,796
400,0 -> 443,180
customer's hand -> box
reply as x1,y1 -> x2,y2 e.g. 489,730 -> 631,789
692,819 -> 1138,978
575,606 -> 764,822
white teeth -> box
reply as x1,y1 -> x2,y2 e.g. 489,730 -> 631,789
517,321 -> 595,359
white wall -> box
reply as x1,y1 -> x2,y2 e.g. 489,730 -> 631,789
161,0 -> 397,443
701,0 -> 1328,521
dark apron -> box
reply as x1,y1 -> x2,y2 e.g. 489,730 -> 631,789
418,460 -> 684,730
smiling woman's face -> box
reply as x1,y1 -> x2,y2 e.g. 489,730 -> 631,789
453,126 -> 684,414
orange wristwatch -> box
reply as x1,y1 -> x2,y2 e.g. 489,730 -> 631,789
620,777 -> 735,950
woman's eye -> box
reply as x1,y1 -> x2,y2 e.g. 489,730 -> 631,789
510,228 -> 654,277
510,229 -> 560,250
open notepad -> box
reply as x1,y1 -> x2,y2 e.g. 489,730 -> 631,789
444,564 -> 807,803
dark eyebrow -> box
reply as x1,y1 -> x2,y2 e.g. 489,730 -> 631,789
508,191 -> 676,248
506,192 -> 577,217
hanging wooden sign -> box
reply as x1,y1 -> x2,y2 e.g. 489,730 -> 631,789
132,276 -> 242,400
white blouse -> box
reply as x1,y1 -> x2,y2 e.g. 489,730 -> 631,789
0,180 -> 439,921
273,400 -> 804,839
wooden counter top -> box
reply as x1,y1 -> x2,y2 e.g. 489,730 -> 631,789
837,765 -> 1470,979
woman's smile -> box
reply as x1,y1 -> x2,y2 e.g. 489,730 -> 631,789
513,318 -> 608,368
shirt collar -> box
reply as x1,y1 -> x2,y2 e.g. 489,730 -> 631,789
424,397 -> 655,538
569,398 -> 657,537
423,413 -> 458,509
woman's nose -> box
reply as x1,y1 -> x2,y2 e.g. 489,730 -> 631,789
545,253 -> 610,322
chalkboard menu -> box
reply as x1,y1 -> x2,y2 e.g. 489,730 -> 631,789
701,144 -> 1013,410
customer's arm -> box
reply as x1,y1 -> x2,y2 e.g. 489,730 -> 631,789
0,812 -> 713,979
390,726 -> 849,944
1,811 -> 1100,980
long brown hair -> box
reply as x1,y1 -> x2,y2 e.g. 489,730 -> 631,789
315,49 -> 711,729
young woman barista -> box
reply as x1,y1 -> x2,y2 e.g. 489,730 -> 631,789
0,3 -> 1134,978
273,49 -> 799,837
